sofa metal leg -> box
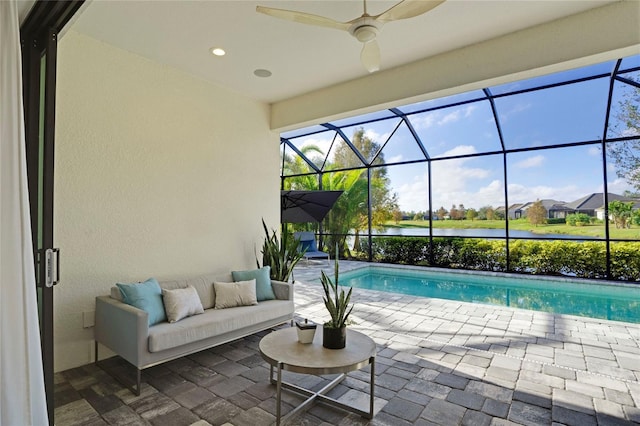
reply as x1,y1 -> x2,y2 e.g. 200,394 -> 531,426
94,341 -> 98,364
119,369 -> 141,396
135,369 -> 141,396
95,355 -> 142,396
120,368 -> 142,396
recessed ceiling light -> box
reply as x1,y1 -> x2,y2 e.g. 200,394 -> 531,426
254,69 -> 272,78
210,47 -> 226,56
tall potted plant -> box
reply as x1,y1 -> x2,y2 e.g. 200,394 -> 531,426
258,220 -> 306,282
321,245 -> 354,349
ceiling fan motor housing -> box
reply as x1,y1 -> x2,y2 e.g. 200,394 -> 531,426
349,16 -> 381,43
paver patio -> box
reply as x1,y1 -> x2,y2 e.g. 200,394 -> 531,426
55,261 -> 640,425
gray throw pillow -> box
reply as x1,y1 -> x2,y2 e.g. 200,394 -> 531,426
162,285 -> 204,323
213,279 -> 258,309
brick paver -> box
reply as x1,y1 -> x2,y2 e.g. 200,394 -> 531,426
55,261 -> 639,425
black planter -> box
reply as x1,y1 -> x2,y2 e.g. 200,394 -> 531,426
322,325 -> 346,349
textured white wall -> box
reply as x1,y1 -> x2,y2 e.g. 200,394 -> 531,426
54,31 -> 278,371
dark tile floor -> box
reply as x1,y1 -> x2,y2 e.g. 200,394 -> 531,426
55,326 -> 393,426
54,262 -> 640,425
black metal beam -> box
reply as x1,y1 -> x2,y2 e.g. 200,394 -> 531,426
280,54 -> 640,276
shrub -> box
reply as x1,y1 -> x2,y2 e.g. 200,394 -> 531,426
361,236 -> 640,281
452,239 -> 506,271
610,242 -> 640,280
546,218 -> 566,224
566,213 -> 592,226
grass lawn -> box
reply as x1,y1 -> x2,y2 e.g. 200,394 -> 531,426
384,219 -> 640,240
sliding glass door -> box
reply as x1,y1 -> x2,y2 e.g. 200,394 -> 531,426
20,2 -> 84,423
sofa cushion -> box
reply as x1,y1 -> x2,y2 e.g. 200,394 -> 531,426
162,286 -> 204,323
148,300 -> 294,352
213,279 -> 258,309
232,266 -> 275,301
158,273 -> 219,310
116,278 -> 166,326
110,273 -> 223,310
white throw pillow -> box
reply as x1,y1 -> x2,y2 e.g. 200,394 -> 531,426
162,285 -> 204,323
213,279 -> 258,309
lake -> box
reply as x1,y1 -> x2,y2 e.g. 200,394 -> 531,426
376,227 -> 594,240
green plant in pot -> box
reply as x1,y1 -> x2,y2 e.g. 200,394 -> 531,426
321,246 -> 353,349
257,219 -> 306,282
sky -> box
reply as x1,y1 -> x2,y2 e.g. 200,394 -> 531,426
283,56 -> 639,213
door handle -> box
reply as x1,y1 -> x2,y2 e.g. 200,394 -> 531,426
45,248 -> 60,287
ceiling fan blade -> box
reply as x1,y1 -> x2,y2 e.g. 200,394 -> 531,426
375,0 -> 446,23
361,40 -> 380,73
256,6 -> 350,31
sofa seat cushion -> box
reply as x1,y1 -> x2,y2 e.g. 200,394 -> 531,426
148,300 -> 294,353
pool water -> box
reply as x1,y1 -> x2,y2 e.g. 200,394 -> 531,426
339,266 -> 640,323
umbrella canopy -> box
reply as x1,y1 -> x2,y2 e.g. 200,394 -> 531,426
281,190 -> 343,223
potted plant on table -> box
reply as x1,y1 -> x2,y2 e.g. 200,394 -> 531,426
321,245 -> 354,349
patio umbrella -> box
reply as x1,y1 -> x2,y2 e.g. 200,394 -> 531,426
281,190 -> 343,223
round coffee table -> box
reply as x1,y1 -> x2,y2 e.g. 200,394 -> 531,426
259,327 -> 376,425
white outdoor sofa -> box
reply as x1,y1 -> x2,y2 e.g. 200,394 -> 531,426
94,272 -> 294,395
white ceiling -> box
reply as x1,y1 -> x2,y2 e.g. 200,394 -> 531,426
65,0 -> 616,104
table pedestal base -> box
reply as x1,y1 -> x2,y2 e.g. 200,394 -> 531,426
269,357 -> 375,426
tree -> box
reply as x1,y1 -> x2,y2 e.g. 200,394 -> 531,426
478,206 -> 497,221
608,200 -> 634,228
449,204 -> 461,220
608,84 -> 640,191
323,128 -> 397,256
282,144 -> 322,190
527,200 -> 547,226
458,204 -> 466,219
436,206 -> 448,220
393,209 -> 403,224
466,208 -> 478,221
485,206 -> 496,220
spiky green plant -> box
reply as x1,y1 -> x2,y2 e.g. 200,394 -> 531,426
257,219 -> 306,282
321,245 -> 354,328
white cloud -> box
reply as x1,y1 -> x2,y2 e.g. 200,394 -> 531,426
363,129 -> 391,144
363,129 -> 380,141
513,155 -> 544,169
464,105 -> 478,117
441,145 -> 477,157
499,102 -> 531,123
397,175 -> 429,212
601,178 -> 634,195
412,113 -> 437,130
297,136 -> 331,154
587,146 -> 601,157
477,179 -> 505,200
395,159 -> 595,212
388,154 -> 403,163
429,149 -> 492,208
507,183 -> 579,204
411,105 -> 478,130
438,110 -> 461,125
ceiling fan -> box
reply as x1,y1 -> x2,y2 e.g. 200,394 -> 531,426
256,0 -> 446,73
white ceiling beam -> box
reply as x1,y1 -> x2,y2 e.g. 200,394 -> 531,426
271,1 -> 640,131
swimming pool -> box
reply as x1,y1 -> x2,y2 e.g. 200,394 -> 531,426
339,266 -> 640,323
